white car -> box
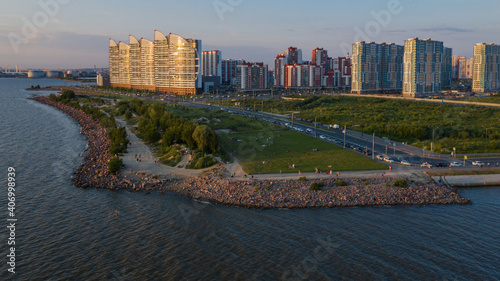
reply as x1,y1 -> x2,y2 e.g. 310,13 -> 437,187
449,162 -> 462,167
401,160 -> 412,166
319,135 -> 326,139
384,158 -> 395,163
472,161 -> 485,166
420,162 -> 432,169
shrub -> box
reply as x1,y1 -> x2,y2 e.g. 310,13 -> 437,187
186,154 -> 217,169
124,109 -> 133,120
394,178 -> 408,188
108,157 -> 123,175
298,176 -> 307,182
310,181 -> 324,191
337,180 -> 348,187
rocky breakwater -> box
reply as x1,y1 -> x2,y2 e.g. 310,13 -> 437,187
30,96 -> 133,190
168,168 -> 471,209
30,96 -> 471,209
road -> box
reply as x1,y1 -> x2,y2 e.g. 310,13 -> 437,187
78,86 -> 500,170
185,101 -> 500,169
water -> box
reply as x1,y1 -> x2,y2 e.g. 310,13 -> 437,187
0,78 -> 499,280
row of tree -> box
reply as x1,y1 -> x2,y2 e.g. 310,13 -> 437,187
117,100 -> 219,154
50,91 -> 129,156
237,95 -> 500,153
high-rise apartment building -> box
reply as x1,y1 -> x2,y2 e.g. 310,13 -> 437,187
442,47 -> 453,90
466,58 -> 474,80
221,59 -> 244,85
452,56 -> 469,81
285,64 -> 323,88
109,30 -> 202,95
274,54 -> 287,87
118,41 -> 130,88
140,38 -> 155,91
284,47 -> 302,65
274,47 -> 302,88
236,62 -> 268,90
472,43 -> 500,92
202,50 -> 222,83
351,42 -> 404,94
109,39 -> 120,86
403,38 -> 450,98
312,48 -> 328,75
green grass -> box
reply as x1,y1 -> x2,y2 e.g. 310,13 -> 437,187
469,94 -> 500,104
219,130 -> 387,174
158,145 -> 183,167
235,95 -> 500,154
161,103 -> 387,174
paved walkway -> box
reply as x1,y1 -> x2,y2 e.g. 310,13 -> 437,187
438,174 -> 500,187
115,119 -> 208,179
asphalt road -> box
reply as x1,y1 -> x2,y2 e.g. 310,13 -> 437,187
185,101 -> 500,169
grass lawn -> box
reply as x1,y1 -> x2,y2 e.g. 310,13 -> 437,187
220,130 -> 388,174
81,90 -> 388,174
161,103 -> 387,174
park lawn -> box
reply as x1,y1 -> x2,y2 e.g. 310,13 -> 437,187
220,130 -> 388,174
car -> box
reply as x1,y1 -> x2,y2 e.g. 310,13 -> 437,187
449,162 -> 462,167
401,160 -> 412,166
319,135 -> 327,139
376,155 -> 385,161
435,162 -> 449,167
420,162 -> 432,169
384,158 -> 395,163
472,161 -> 485,167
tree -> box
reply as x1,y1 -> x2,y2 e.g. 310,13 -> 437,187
60,90 -> 76,100
142,123 -> 161,144
162,127 -> 177,147
181,121 -> 197,149
124,109 -> 133,120
108,157 -> 123,175
192,125 -> 212,152
109,126 -> 128,154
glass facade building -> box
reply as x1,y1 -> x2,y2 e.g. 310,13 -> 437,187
351,42 -> 404,94
473,43 -> 500,92
109,30 -> 202,95
403,38 -> 449,98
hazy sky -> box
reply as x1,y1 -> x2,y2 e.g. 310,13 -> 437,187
1,0 -> 499,69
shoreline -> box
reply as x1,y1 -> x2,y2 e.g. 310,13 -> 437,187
30,95 -> 472,209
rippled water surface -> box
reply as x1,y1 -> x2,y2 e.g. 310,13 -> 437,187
0,78 -> 499,280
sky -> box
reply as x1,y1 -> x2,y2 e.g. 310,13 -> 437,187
0,0 -> 499,69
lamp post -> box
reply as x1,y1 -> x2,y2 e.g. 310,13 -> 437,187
344,125 -> 347,149
372,132 -> 376,160
315,117 -> 317,138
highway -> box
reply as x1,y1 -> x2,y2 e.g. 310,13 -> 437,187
184,100 -> 500,169
80,86 -> 500,170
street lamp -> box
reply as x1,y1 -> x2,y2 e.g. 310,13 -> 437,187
343,124 -> 347,149
432,127 -> 439,153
